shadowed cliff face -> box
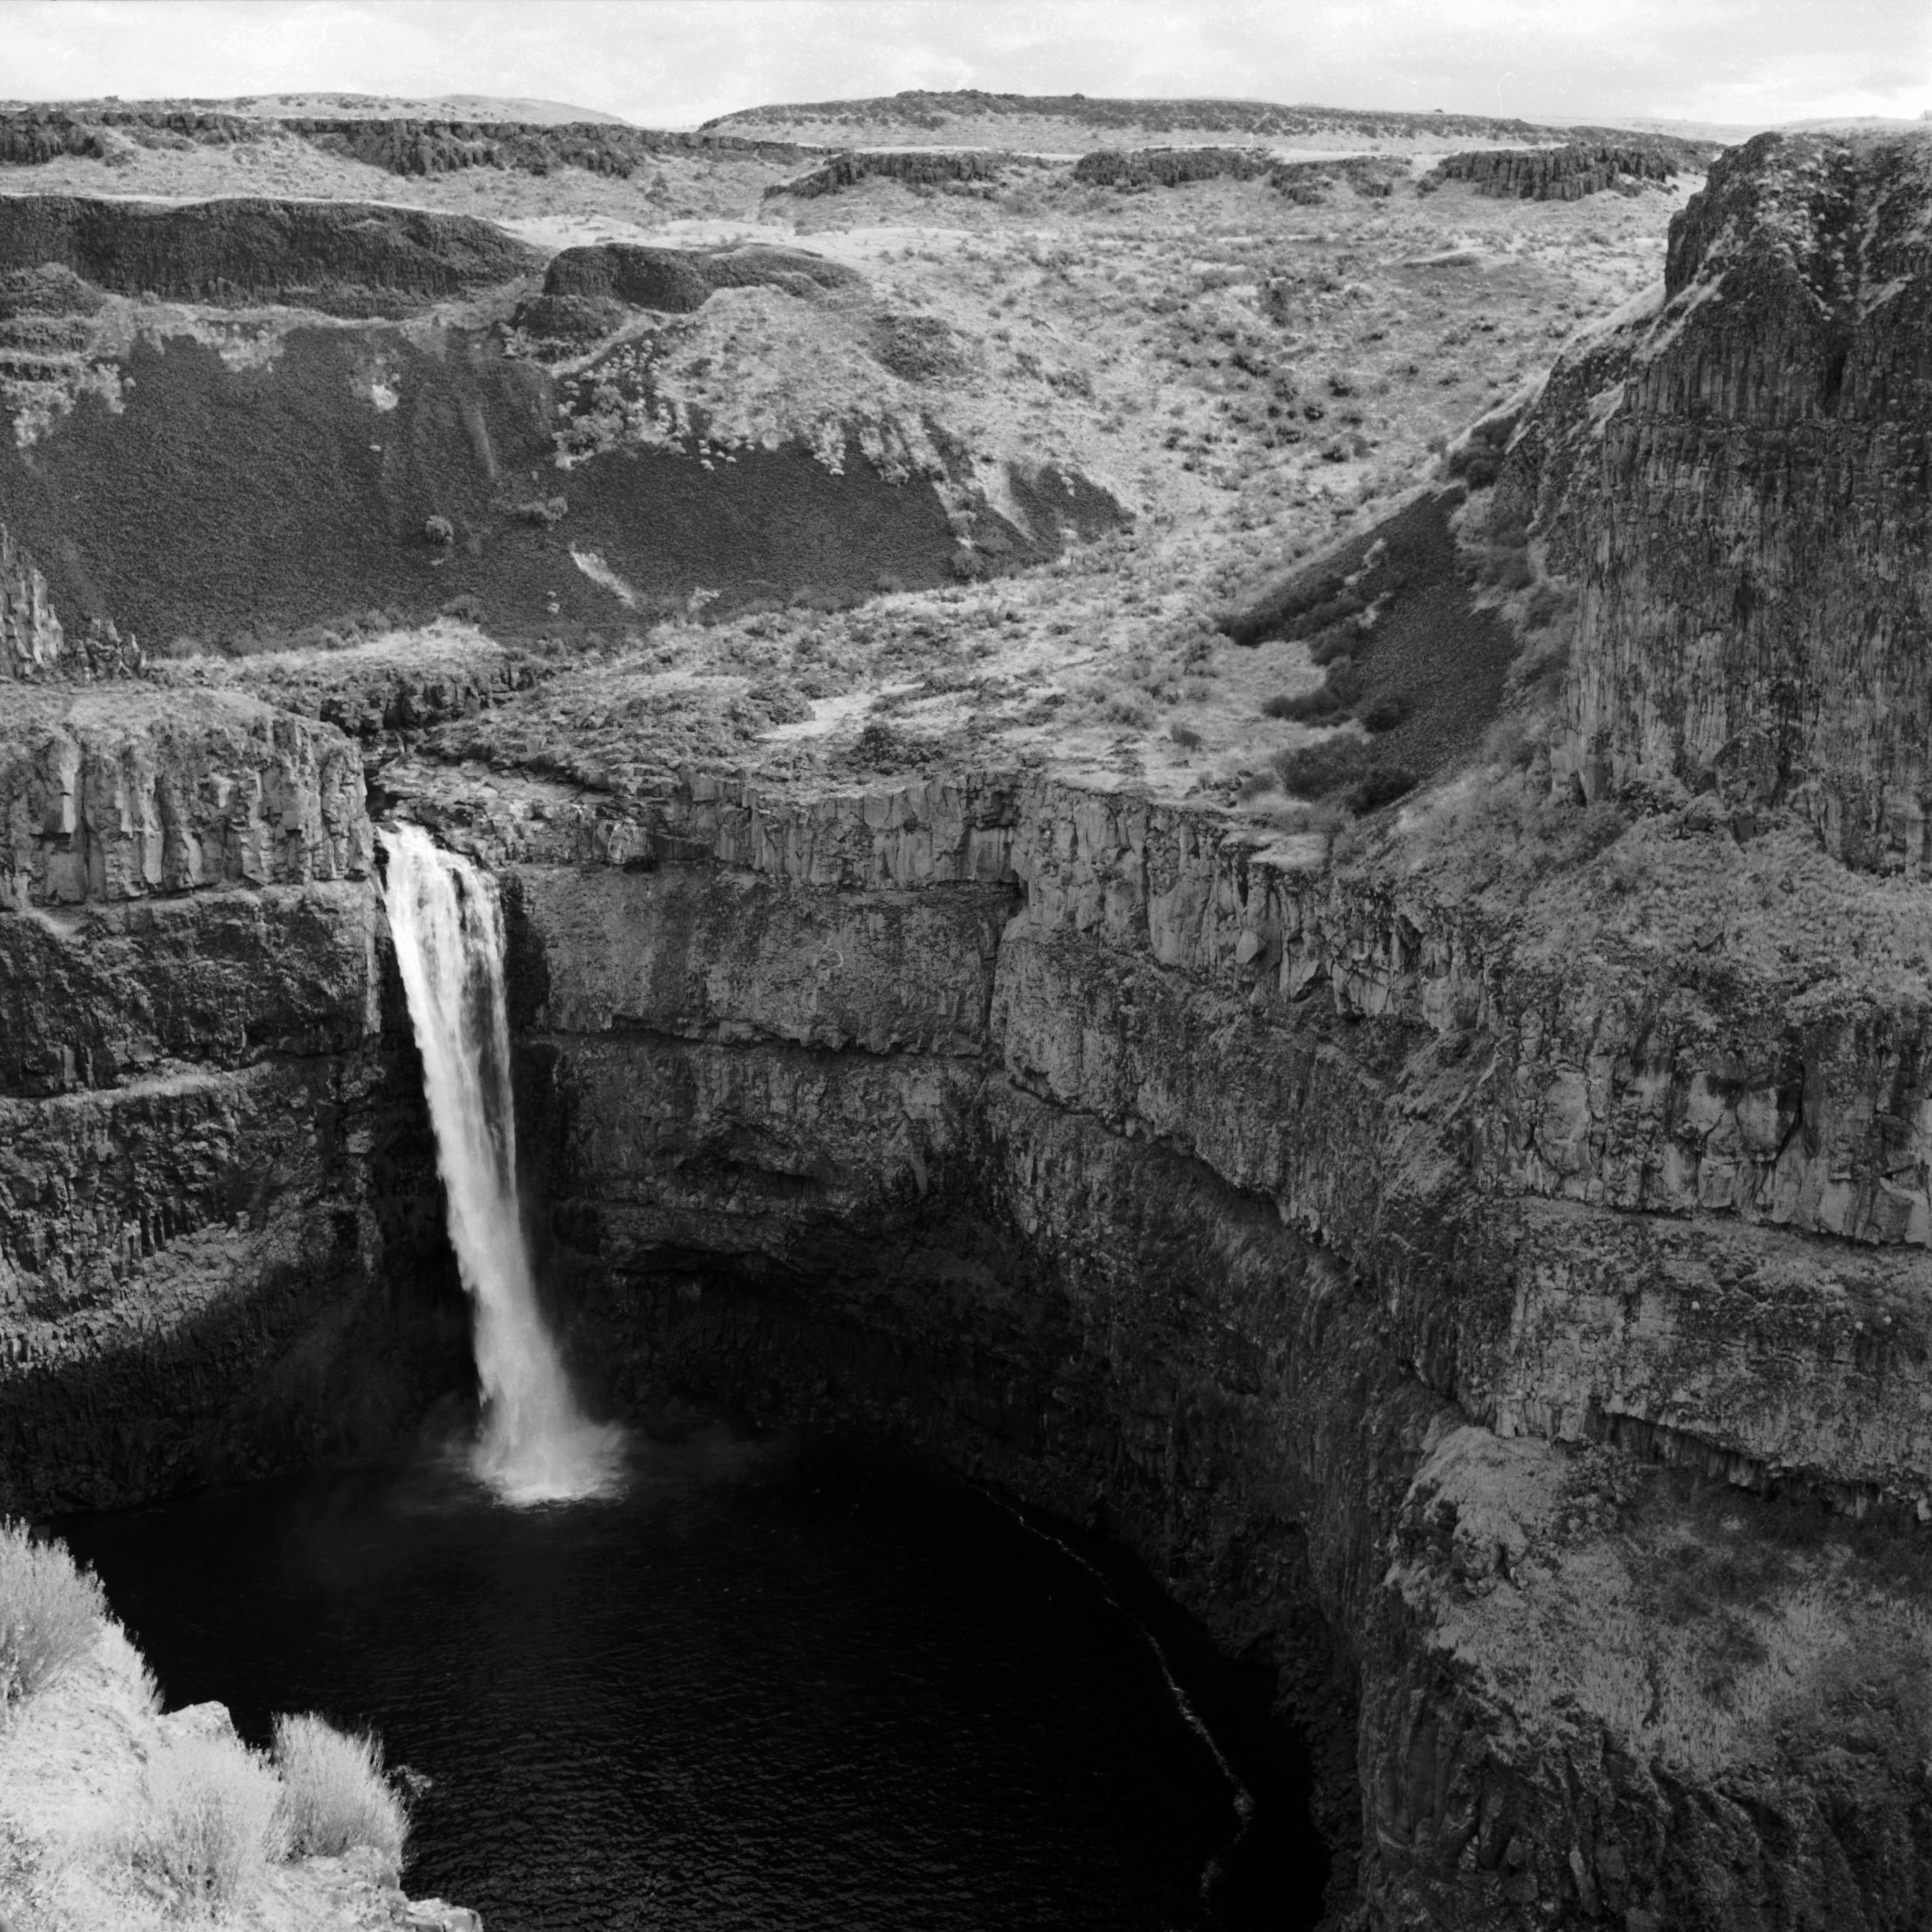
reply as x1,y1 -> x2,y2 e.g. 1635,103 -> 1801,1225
1513,131 -> 1932,870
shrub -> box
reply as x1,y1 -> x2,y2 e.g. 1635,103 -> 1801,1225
1275,733 -> 1372,800
1350,763 -> 1417,813
1263,687 -> 1340,723
1308,623 -> 1358,666
0,1522 -> 107,1719
272,1713 -> 409,1861
1325,660 -> 1366,707
1169,720 -> 1203,748
131,1732 -> 287,1912
1360,692 -> 1411,732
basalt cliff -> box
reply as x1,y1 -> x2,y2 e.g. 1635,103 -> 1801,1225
4,121 -> 1932,1932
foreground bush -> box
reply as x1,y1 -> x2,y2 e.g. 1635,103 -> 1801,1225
0,1520 -> 108,1719
273,1712 -> 410,1860
131,1731 -> 289,1911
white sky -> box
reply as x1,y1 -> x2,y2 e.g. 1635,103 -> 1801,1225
0,0 -> 1926,131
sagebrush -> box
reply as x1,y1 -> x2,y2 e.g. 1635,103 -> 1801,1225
273,1712 -> 410,1860
0,1520 -> 107,1719
130,1731 -> 289,1911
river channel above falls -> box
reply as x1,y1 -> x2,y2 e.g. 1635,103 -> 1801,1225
57,1424 -> 1327,1931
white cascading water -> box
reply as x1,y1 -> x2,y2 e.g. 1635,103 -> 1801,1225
381,822 -> 624,1505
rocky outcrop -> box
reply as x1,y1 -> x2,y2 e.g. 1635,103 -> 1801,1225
1073,145 -> 1283,190
1508,131 -> 1932,872
1,519 -> 65,675
704,91 -> 1636,149
1427,139 -> 1707,200
0,689 -> 370,909
0,195 -> 543,316
767,148 -> 1010,199
1068,146 -> 1408,200
538,240 -> 863,313
0,105 -> 812,176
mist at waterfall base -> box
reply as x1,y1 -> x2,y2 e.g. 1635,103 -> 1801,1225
60,1431 -> 1328,1930
380,822 -> 623,1505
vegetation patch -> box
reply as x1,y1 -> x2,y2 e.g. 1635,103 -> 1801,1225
1226,489 -> 1520,794
0,194 -> 543,316
0,1522 -> 106,1719
0,324 -> 984,647
272,1712 -> 409,1860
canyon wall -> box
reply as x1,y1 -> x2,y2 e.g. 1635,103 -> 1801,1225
1515,131 -> 1932,874
0,690 -> 464,1511
353,745 -> 1932,1931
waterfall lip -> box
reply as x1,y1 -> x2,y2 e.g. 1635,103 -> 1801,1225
380,820 -> 627,1507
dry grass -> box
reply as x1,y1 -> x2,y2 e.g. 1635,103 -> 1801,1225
124,1730 -> 289,1914
0,1524 -> 107,1722
272,1712 -> 408,1862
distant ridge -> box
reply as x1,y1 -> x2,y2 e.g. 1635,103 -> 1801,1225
700,90 -> 1584,148
0,92 -> 630,126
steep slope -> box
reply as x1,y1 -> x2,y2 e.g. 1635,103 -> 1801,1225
1505,130 -> 1932,872
0,689 -> 464,1509
0,198 -> 1124,652
0,194 -> 544,312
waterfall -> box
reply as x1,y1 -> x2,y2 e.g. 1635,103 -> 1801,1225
380,822 -> 623,1505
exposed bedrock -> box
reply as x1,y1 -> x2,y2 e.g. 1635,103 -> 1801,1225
8,711 -> 1932,1919
1,518 -> 65,676
0,693 -> 463,1512
327,758 -> 1928,1930
537,239 -> 865,312
1509,131 -> 1932,873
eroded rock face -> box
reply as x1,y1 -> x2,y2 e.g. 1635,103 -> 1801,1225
1,519 -> 64,676
0,194 -> 545,316
0,693 -> 458,1512
13,691 -> 1932,1923
1516,131 -> 1932,871
538,241 -> 864,313
0,689 -> 371,909
346,754 -> 1923,1930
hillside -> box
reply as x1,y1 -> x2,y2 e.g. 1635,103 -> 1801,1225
696,88 -> 1683,153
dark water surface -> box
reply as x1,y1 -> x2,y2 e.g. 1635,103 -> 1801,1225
59,1428 -> 1325,1932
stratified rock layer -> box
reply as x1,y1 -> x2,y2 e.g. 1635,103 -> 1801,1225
0,690 -> 461,1510
1516,131 -> 1932,872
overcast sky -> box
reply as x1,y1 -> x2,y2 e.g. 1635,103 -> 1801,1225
1,0 -> 1926,131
